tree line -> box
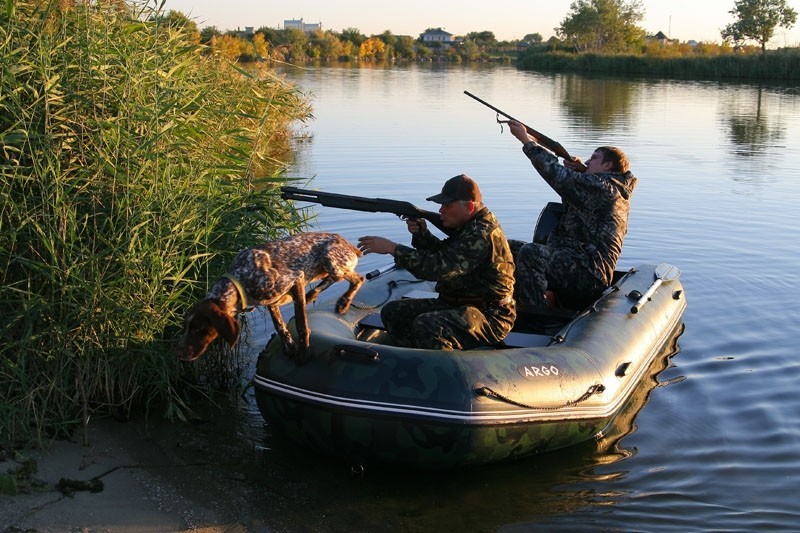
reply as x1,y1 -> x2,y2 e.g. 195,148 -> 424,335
164,12 -> 533,63
164,0 -> 797,64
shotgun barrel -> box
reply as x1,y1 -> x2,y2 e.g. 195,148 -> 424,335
464,90 -> 586,172
281,186 -> 451,235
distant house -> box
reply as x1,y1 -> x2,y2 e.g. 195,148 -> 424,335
284,18 -> 322,32
420,28 -> 454,44
648,31 -> 676,45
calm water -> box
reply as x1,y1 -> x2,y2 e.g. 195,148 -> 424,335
233,64 -> 800,531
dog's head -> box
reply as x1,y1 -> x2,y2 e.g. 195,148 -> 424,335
175,299 -> 241,361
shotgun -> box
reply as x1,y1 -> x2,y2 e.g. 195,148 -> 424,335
280,186 -> 452,235
464,90 -> 586,172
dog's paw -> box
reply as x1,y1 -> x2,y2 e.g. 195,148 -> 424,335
291,344 -> 312,365
280,337 -> 297,357
335,298 -> 352,314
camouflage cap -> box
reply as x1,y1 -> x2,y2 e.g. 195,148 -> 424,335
426,174 -> 482,204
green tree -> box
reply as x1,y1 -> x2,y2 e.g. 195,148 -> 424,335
459,40 -> 482,61
394,35 -> 417,59
557,0 -> 646,53
200,25 -> 221,44
416,43 -> 433,60
308,29 -> 346,60
378,30 -> 397,48
466,30 -> 498,47
523,33 -> 544,44
722,0 -> 797,53
282,28 -> 309,61
340,27 -> 366,47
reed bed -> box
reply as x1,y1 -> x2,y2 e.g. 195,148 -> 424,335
0,1 -> 311,446
518,48 -> 800,81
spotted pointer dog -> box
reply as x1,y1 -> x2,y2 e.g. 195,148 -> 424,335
176,232 -> 363,362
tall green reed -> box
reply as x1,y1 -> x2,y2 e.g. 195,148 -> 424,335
0,0 -> 311,446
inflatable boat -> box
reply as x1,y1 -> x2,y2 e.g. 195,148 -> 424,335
252,255 -> 685,468
253,193 -> 686,467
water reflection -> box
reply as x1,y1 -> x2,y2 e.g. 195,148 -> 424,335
721,86 -> 785,158
556,75 -> 641,133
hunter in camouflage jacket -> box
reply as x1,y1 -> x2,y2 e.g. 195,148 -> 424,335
385,205 -> 515,350
510,140 -> 637,308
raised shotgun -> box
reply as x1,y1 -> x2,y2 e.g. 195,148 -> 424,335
464,90 -> 586,172
280,186 -> 452,235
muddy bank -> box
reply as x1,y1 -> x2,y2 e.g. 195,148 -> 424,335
0,394 -> 443,532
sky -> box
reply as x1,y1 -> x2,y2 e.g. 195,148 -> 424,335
161,0 -> 800,47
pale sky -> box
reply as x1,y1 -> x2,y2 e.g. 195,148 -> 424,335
162,0 -> 800,47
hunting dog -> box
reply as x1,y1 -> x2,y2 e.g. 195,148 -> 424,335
176,232 -> 363,362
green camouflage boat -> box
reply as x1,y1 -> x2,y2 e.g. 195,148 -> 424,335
253,256 -> 686,468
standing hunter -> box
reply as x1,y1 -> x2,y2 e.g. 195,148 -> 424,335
357,174 -> 515,350
506,119 -> 637,309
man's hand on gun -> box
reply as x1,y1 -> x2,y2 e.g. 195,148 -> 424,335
563,157 -> 586,172
403,216 -> 427,235
507,120 -> 585,173
507,120 -> 533,145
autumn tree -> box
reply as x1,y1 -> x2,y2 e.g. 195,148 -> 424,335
212,34 -> 242,61
557,0 -> 646,53
252,32 -> 269,59
721,0 -> 797,53
358,37 -> 387,60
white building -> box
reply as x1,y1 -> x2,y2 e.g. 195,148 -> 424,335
420,28 -> 454,43
284,18 -> 322,32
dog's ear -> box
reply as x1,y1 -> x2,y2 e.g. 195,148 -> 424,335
221,316 -> 242,346
207,304 -> 241,346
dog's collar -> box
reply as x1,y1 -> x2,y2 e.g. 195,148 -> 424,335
222,273 -> 249,310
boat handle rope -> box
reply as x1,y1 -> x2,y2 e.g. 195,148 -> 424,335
474,383 -> 606,411
351,278 -> 426,310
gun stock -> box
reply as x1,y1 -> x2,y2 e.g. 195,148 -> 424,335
281,186 -> 451,235
464,90 -> 586,172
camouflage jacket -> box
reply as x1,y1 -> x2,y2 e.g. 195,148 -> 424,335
393,207 -> 515,306
523,142 -> 637,285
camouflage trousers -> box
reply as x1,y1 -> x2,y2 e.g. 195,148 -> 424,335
381,298 -> 514,350
509,239 -> 605,307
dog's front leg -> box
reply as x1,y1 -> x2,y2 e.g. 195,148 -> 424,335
267,304 -> 296,357
336,272 -> 365,314
290,274 -> 311,362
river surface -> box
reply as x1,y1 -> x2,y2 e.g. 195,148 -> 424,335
216,64 -> 800,531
